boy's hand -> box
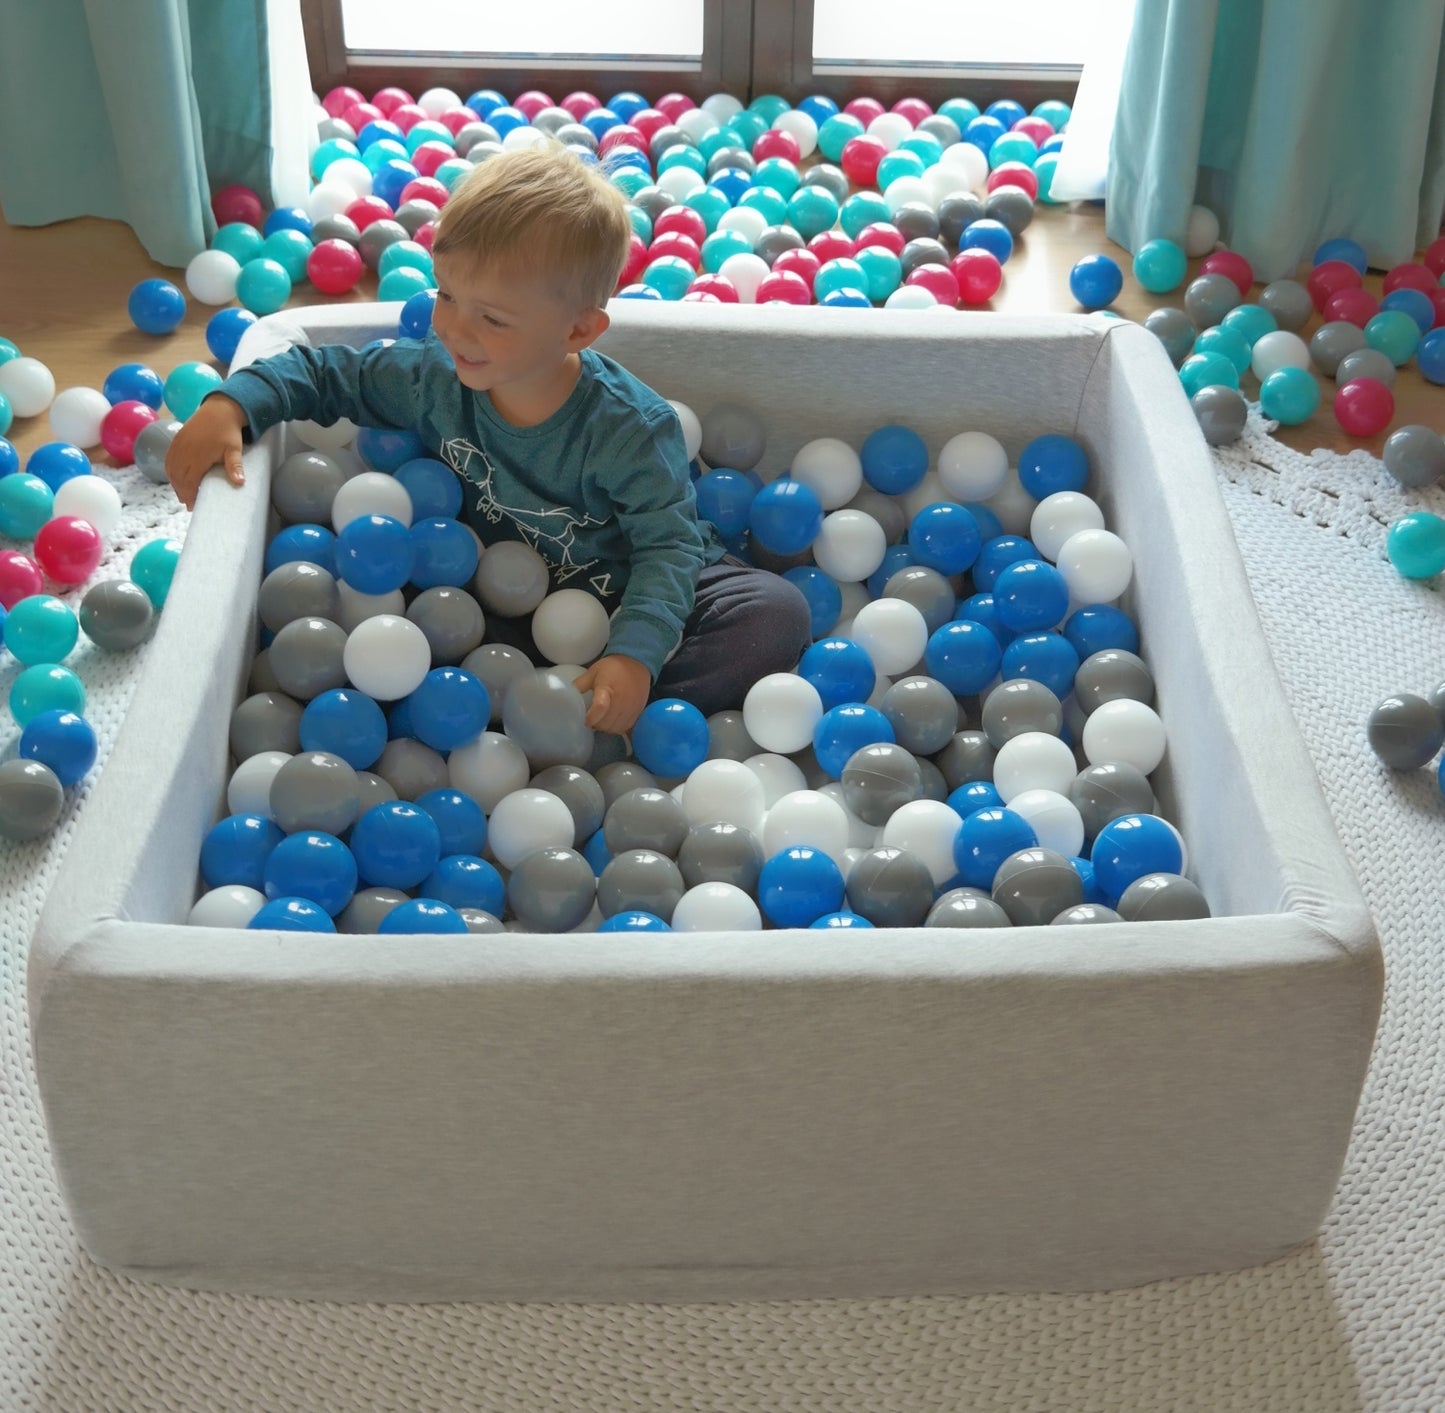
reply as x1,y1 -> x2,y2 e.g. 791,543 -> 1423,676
574,654 -> 652,735
165,394 -> 248,510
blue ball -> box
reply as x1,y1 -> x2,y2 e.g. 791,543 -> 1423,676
1313,237 -> 1368,274
1090,813 -> 1183,905
357,119 -> 405,150
962,502 -> 1003,542
200,812 -> 286,890
748,477 -> 824,554
908,502 -> 982,574
264,206 -> 313,238
955,591 -> 1017,649
1001,630 -> 1081,698
206,307 -> 259,365
597,910 -> 672,931
127,278 -> 186,335
973,534 -> 1038,591
466,88 -> 507,117
1072,855 -> 1104,904
387,696 -> 415,740
608,90 -> 648,122
299,688 -> 388,769
809,911 -> 874,929
1017,433 -> 1089,498
248,897 -> 336,932
925,619 -> 1003,696
1418,327 -> 1445,386
1064,603 -> 1140,657
1380,288 -> 1436,336
335,514 -> 415,593
262,831 -> 357,916
379,898 -> 470,933
393,457 -> 463,519
992,559 -> 1070,632
783,565 -> 843,638
985,99 -> 1027,129
960,218 -> 1014,264
798,636 -> 876,709
265,523 -> 337,576
758,846 -> 845,927
372,158 -> 421,209
813,703 -> 894,778
102,362 -> 165,409
1069,254 -> 1124,311
0,436 -> 17,478
409,516 -> 479,588
866,543 -> 915,599
582,106 -> 621,140
860,423 -> 929,494
415,788 -> 488,859
964,115 -> 1006,155
25,442 -> 92,492
632,698 -> 710,777
355,425 -> 425,472
350,801 -> 443,889
404,668 -> 491,752
695,467 -> 758,538
400,289 -> 437,339
952,807 -> 1037,890
797,94 -> 840,127
947,780 -> 1003,815
617,283 -> 666,301
19,709 -> 97,786
424,854 -> 507,915
708,167 -> 752,207
819,288 -> 873,309
582,827 -> 612,877
485,105 -> 528,139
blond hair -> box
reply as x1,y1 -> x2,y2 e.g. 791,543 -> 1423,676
432,143 -> 632,310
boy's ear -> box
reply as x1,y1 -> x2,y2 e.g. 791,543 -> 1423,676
566,306 -> 610,352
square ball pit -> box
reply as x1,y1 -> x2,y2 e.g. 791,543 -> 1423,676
28,303 -> 1382,1303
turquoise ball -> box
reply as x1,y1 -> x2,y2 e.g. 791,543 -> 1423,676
0,390 -> 10,438
899,133 -> 944,168
1132,238 -> 1187,294
748,94 -> 791,124
814,257 -> 869,302
702,228 -> 753,273
752,157 -> 801,200
726,111 -> 768,147
641,255 -> 695,300
164,361 -> 224,421
405,121 -> 452,155
1179,351 -> 1241,396
311,138 -> 360,181
1034,152 -> 1061,204
1220,303 -> 1278,348
1365,309 -> 1422,366
786,186 -> 840,240
627,205 -> 653,243
10,663 -> 86,726
684,187 -> 730,233
739,185 -> 788,225
212,222 -> 264,264
378,267 -> 432,302
131,537 -> 184,607
877,150 -> 926,189
610,167 -> 651,199
989,132 -> 1038,168
1033,99 -> 1072,129
1259,366 -> 1320,425
853,246 -> 901,302
261,229 -> 314,283
0,473 -> 55,538
1386,512 -> 1445,579
658,145 -> 706,176
939,98 -> 981,131
818,113 -> 865,162
434,159 -> 473,191
1193,325 -> 1253,376
840,191 -> 891,239
362,139 -> 409,174
3,594 -> 79,666
236,258 -> 293,315
378,240 -> 434,279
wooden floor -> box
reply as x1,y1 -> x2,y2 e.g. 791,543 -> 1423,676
1,202 -> 1440,470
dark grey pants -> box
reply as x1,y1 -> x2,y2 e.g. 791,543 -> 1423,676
487,559 -> 813,717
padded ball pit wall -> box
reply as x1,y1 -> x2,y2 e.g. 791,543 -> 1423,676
27,303 -> 1382,1303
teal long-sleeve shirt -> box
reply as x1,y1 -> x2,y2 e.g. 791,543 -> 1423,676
220,334 -> 724,678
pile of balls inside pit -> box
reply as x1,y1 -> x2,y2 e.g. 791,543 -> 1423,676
188,389 -> 1210,936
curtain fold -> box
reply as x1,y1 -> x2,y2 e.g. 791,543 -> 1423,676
0,0 -> 285,268
1107,0 -> 1445,279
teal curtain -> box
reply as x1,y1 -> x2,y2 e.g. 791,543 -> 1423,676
1107,0 -> 1445,279
0,0 -> 276,268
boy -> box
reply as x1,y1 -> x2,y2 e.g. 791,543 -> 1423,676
167,144 -> 810,734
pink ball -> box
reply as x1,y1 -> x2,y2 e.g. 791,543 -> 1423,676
682,291 -> 721,304
399,177 -> 449,209
808,229 -> 856,264
437,106 -> 481,136
414,222 -> 437,253
618,234 -> 649,291
344,196 -> 396,231
771,248 -> 821,291
1012,115 -> 1055,145
410,141 -> 456,177
322,86 -> 364,119
1307,259 -> 1361,313
1424,236 -> 1445,279
101,400 -> 158,463
342,102 -> 384,132
753,129 -> 801,163
1429,287 -> 1445,329
844,96 -> 885,125
371,87 -> 415,116
1200,249 -> 1254,297
840,134 -> 888,186
599,125 -> 646,157
1383,262 -> 1437,296
855,222 -> 905,256
629,108 -> 669,143
647,232 -> 702,269
951,248 -> 1003,305
560,91 -> 601,120
1333,378 -> 1395,437
512,90 -> 554,120
891,97 -> 932,126
655,92 -> 695,122
306,238 -> 365,296
1323,287 -> 1381,328
389,103 -> 427,134
986,162 -> 1039,200
686,274 -> 740,303
0,550 -> 45,610
906,263 -> 961,306
653,206 -> 708,245
211,184 -> 263,229
756,270 -> 812,305
34,516 -> 105,585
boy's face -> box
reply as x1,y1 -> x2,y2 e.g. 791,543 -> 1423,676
431,252 -> 604,411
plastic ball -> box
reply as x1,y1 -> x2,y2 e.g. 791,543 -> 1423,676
1080,698 -> 1168,774
0,550 -> 45,609
1333,378 -> 1394,437
757,846 -> 845,927
236,258 -> 294,316
33,516 -> 104,585
1385,512 -> 1445,579
1259,366 -> 1320,425
349,800 -> 443,889
1090,813 -> 1183,906
184,249 -> 242,306
747,478 -> 824,554
129,536 -> 183,606
1364,309 -> 1421,366
19,708 -> 97,787
849,598 -> 930,676
0,356 -> 56,419
1367,692 -> 1445,768
0,475 -> 55,540
127,279 -> 187,335
1382,425 -> 1445,488
100,400 -> 158,462
1183,205 -> 1220,257
1132,238 -> 1187,293
48,387 -> 112,449
1069,254 -> 1123,310
3,594 -> 79,666
1054,528 -> 1132,603
343,613 -> 432,700
163,361 -> 224,422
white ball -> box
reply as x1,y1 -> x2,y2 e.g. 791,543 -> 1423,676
676,108 -> 720,144
773,108 -> 819,157
845,485 -> 907,543
1005,788 -> 1084,858
1185,204 -> 1220,257
880,799 -> 964,886
185,249 -> 242,305
321,156 -> 373,197
189,884 -> 267,928
762,788 -> 850,863
1030,491 -> 1105,561
867,111 -> 915,151
849,599 -> 929,676
0,357 -> 56,418
681,758 -> 766,833
743,752 -> 809,806
306,180 -> 359,221
938,430 -> 1009,500
812,509 -> 887,582
701,92 -> 744,122
227,750 -> 292,818
331,470 -> 414,530
1055,528 -> 1133,603
53,474 -> 122,538
717,250 -> 770,301
818,782 -> 880,848
885,286 -> 938,310
742,673 -> 823,753
883,175 -> 931,216
717,206 -> 769,248
292,415 -> 358,450
938,140 -> 988,191
669,399 -> 702,461
503,125 -> 548,152
334,581 -> 406,632
671,880 -> 763,931
982,466 -> 1038,536
487,787 -> 575,869
992,731 -> 1079,801
656,163 -> 706,201
791,436 -> 864,509
343,613 -> 431,700
417,86 -> 461,117
448,730 -> 531,812
531,588 -> 610,665
1251,329 -> 1312,381
47,387 -> 111,448
922,166 -> 973,207
1081,699 -> 1167,775
901,469 -> 950,519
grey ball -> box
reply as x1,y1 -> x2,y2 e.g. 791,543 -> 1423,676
604,786 -> 689,857
844,845 -> 936,927
937,193 -> 986,247
1067,762 -> 1156,841
900,237 -> 951,279
933,730 -> 996,789
914,754 -> 950,804
339,886 -> 408,933
916,114 -> 961,148
801,163 -> 848,202
394,199 -> 442,237
132,417 -> 183,484
596,760 -> 660,810
1191,384 -> 1249,445
924,887 -> 1012,928
1383,425 -> 1445,489
408,585 -> 485,664
631,184 -> 677,222
269,750 -> 362,835
840,742 -> 924,826
507,846 -> 597,931
586,731 -> 632,773
747,541 -> 816,575
79,579 -> 154,650
700,402 -> 766,472
458,907 -> 507,933
317,117 -> 357,144
464,140 -> 505,166
531,764 -> 606,843
1259,278 -> 1313,332
553,122 -> 598,154
647,124 -> 690,162
981,679 -> 1064,747
677,821 -> 764,892
1183,272 -> 1242,328
983,186 -> 1035,238
355,770 -> 399,810
273,451 -> 346,524
1117,872 -> 1211,921
1144,307 -> 1197,368
1073,649 -> 1154,715
502,669 -> 594,769
707,709 -> 759,761
230,690 -> 304,760
474,540 -> 549,617
706,147 -> 755,178
597,848 -> 686,921
893,201 -> 942,243
1309,320 -> 1368,377
1335,347 -> 1397,387
1052,902 -> 1122,925
1367,692 -> 1444,770
756,224 -> 805,267
374,737 -> 449,799
358,218 -> 409,271
310,213 -> 362,247
454,121 -> 500,153
0,759 -> 65,841
248,648 -> 283,695
881,676 -> 960,755
460,641 -> 531,723
882,565 -> 956,633
258,561 -> 341,633
847,485 -> 908,544
991,846 -> 1083,927
530,105 -> 574,136
267,616 -> 348,700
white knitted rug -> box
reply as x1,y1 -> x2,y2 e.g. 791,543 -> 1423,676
3,421 -> 1444,1413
